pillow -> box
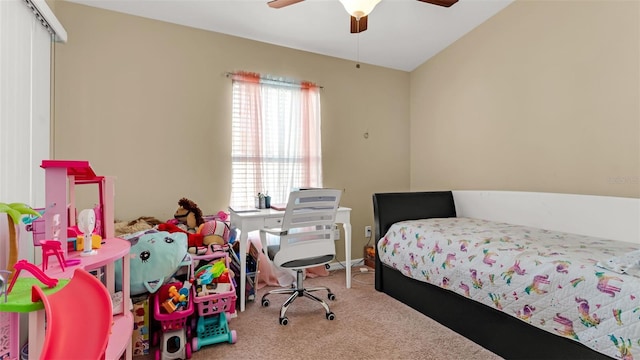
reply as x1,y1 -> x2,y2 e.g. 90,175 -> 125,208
596,249 -> 640,277
116,229 -> 188,295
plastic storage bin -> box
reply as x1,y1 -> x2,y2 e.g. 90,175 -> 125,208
191,252 -> 237,317
153,282 -> 194,360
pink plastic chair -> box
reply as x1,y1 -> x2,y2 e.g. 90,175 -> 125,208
32,268 -> 113,360
40,240 -> 81,272
40,240 -> 67,272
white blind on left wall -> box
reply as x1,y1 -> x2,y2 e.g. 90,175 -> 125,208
0,0 -> 65,261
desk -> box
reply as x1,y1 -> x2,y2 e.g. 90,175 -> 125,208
230,207 -> 352,312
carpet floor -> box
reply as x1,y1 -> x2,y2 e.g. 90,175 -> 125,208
145,268 -> 503,360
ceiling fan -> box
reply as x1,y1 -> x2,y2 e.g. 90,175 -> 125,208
267,0 -> 459,33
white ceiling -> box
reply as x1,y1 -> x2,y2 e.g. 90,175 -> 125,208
66,0 -> 514,72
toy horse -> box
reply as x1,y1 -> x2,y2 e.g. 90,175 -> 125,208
174,198 -> 204,233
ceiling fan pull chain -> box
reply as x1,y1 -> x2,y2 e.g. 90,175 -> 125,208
356,31 -> 361,69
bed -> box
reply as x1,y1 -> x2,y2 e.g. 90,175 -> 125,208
373,190 -> 640,360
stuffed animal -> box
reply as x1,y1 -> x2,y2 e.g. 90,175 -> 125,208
197,219 -> 230,249
158,222 -> 206,255
174,198 -> 204,233
115,229 -> 188,295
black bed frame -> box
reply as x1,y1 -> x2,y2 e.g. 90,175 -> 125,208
373,191 -> 609,360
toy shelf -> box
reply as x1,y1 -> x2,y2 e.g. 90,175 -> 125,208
37,238 -> 133,360
229,241 -> 259,302
35,160 -> 130,359
35,238 -> 133,359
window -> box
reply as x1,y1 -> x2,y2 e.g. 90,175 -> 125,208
230,72 -> 322,208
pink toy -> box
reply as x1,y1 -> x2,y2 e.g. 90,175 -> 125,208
40,160 -> 116,259
40,240 -> 81,272
31,268 -> 112,359
7,260 -> 58,295
153,282 -> 194,359
190,251 -> 237,352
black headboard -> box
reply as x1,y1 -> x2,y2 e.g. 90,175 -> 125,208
372,191 -> 457,241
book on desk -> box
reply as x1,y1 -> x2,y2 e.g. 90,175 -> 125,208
228,206 -> 260,213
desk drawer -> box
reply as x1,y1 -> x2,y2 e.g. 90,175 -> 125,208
263,217 -> 283,228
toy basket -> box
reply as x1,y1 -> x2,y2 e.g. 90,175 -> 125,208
153,282 -> 194,332
191,252 -> 237,317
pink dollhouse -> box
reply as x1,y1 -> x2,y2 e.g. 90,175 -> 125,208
0,160 -> 131,360
40,160 -> 115,258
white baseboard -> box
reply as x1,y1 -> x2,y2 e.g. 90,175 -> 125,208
328,257 -> 364,271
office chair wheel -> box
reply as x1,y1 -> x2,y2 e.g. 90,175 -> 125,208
262,298 -> 270,307
279,317 -> 289,325
326,312 -> 336,321
328,292 -> 336,301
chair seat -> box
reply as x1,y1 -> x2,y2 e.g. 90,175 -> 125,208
266,245 -> 333,268
281,255 -> 334,268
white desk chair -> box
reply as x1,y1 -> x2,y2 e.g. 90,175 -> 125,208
259,189 -> 342,325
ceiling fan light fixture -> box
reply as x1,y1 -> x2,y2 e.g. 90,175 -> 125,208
339,0 -> 381,20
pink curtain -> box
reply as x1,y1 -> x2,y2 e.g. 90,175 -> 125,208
300,81 -> 322,186
231,72 -> 263,207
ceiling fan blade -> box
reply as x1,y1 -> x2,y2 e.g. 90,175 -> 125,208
417,0 -> 459,7
350,15 -> 368,33
267,0 -> 304,9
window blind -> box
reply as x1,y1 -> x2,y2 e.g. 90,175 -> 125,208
0,0 -> 64,262
230,78 -> 323,209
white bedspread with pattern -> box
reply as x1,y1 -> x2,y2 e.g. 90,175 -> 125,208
377,217 -> 640,359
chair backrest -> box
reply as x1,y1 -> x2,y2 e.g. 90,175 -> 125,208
273,189 -> 342,269
32,268 -> 112,360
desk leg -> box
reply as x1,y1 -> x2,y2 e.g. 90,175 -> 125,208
239,230 -> 248,312
342,223 -> 352,288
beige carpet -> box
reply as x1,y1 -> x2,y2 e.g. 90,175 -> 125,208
147,269 -> 503,360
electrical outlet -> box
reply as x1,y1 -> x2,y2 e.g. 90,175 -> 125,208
333,224 -> 340,240
365,225 -> 372,238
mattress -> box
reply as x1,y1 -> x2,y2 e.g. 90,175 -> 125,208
377,217 -> 640,359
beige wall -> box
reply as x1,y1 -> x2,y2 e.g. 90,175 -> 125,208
51,0 -> 639,263
51,1 -> 410,261
410,0 -> 640,198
